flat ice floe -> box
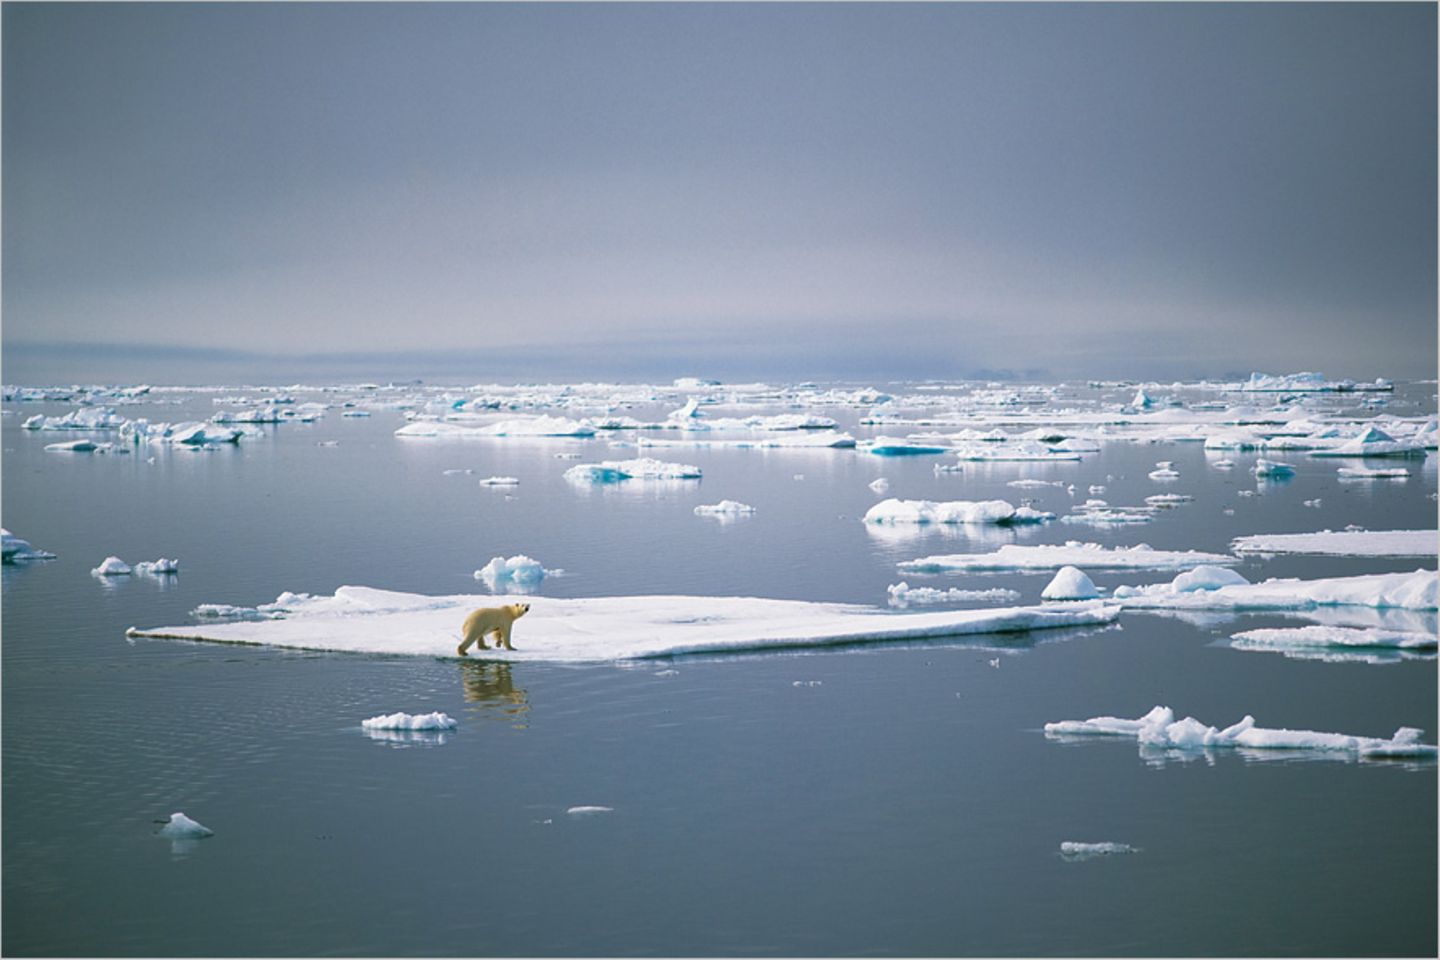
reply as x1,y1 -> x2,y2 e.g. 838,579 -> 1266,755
1113,569 -> 1436,611
1060,842 -> 1139,859
864,498 -> 1054,526
361,711 -> 458,731
1044,705 -> 1435,759
1229,626 -> 1436,663
886,582 -> 1022,606
898,541 -> 1237,574
564,458 -> 702,482
1231,529 -> 1436,558
127,586 -> 1121,662
395,416 -> 596,438
693,500 -> 756,517
2,529 -> 56,563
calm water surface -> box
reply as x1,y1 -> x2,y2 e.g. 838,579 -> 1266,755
3,380 -> 1436,956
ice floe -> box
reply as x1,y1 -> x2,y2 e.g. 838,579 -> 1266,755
886,582 -> 1022,607
1147,461 -> 1179,481
863,498 -> 1053,526
1252,458 -> 1296,477
898,541 -> 1238,574
860,437 -> 951,456
1230,530 -> 1436,558
1336,466 -> 1410,480
91,556 -> 132,576
134,558 -> 180,576
1308,426 -> 1426,459
127,586 -> 1122,662
564,458 -> 702,483
478,476 -> 520,486
1044,705 -> 1434,759
361,711 -> 458,731
1113,569 -> 1436,612
2,529 -> 56,563
693,500 -> 756,517
1060,842 -> 1139,859
947,442 -> 1082,462
1229,626 -> 1436,663
396,416 -> 596,439
1042,566 -> 1100,601
157,812 -> 214,840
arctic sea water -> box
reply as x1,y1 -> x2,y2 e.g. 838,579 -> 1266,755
2,378 -> 1436,957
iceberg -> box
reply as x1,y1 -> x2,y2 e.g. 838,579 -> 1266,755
2,529 -> 56,563
1309,426 -> 1425,458
1041,566 -> 1100,601
1252,458 -> 1296,477
564,458 -> 702,483
899,541 -> 1238,573
475,555 -> 553,589
1113,568 -> 1437,612
91,556 -> 133,576
864,498 -> 1054,526
886,582 -> 1022,607
134,558 -> 180,576
157,812 -> 214,840
361,711 -> 458,731
127,586 -> 1122,662
1045,705 -> 1435,759
1230,530 -> 1436,558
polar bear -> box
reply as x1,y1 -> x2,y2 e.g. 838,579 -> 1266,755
457,602 -> 530,655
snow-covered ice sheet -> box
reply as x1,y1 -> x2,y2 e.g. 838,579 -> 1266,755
127,586 -> 1121,662
898,541 -> 1237,573
1045,705 -> 1435,759
1231,529 -> 1436,558
1229,626 -> 1436,664
1114,569 -> 1437,611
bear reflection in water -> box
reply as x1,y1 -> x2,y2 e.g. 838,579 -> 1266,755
459,660 -> 530,724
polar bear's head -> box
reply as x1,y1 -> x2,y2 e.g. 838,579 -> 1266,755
508,602 -> 531,619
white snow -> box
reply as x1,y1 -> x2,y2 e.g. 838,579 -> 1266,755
1230,530 -> 1436,558
2,529 -> 56,563
91,556 -> 132,576
1045,705 -> 1435,759
1042,566 -> 1100,601
1169,566 -> 1250,592
361,711 -> 458,731
886,582 -> 1022,607
157,812 -> 214,839
863,498 -> 1054,526
898,541 -> 1238,573
127,586 -> 1122,662
1113,568 -> 1437,612
564,458 -> 702,482
694,500 -> 756,517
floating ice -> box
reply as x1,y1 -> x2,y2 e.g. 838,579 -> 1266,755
886,582 -> 1022,607
361,711 -> 458,731
566,805 -> 614,816
475,555 -> 553,589
1060,841 -> 1138,859
157,812 -> 214,840
637,431 -> 855,449
564,458 -> 702,483
91,556 -> 132,576
948,442 -> 1082,462
1113,568 -> 1436,612
1309,426 -> 1425,458
1061,500 -> 1154,526
861,437 -> 951,456
1238,371 -> 1392,393
1230,625 -> 1436,659
694,500 -> 756,517
1045,705 -> 1435,759
191,591 -> 312,621
478,476 -> 520,486
1336,466 -> 1409,480
1230,530 -> 1436,558
1147,461 -> 1179,480
869,478 -> 891,494
134,558 -> 180,576
864,498 -> 1053,526
396,416 -> 596,438
1252,458 -> 1296,477
2,529 -> 56,563
1042,566 -> 1100,601
128,587 -> 1122,662
899,541 -> 1238,574
1144,493 -> 1193,507
1169,566 -> 1250,592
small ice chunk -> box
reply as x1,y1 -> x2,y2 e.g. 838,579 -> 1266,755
91,556 -> 133,576
868,477 -> 891,494
693,500 -> 756,517
475,555 -> 552,588
157,812 -> 214,840
361,711 -> 458,731
1253,458 -> 1296,477
1042,566 -> 1100,601
2,529 -> 56,563
566,805 -> 614,816
134,558 -> 180,576
478,476 -> 520,486
1060,841 -> 1138,858
1148,461 -> 1179,481
886,582 -> 1022,606
864,498 -> 1053,526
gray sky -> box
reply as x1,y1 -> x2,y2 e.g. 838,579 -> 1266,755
3,2 -> 1435,384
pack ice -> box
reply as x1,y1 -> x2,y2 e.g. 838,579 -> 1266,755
126,586 -> 1121,662
1045,705 -> 1435,759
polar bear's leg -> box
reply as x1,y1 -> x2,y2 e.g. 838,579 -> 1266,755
498,623 -> 514,651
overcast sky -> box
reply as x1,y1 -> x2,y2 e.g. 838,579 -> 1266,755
3,2 -> 1435,385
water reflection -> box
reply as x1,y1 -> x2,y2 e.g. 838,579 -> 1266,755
362,728 -> 450,747
459,661 -> 530,726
